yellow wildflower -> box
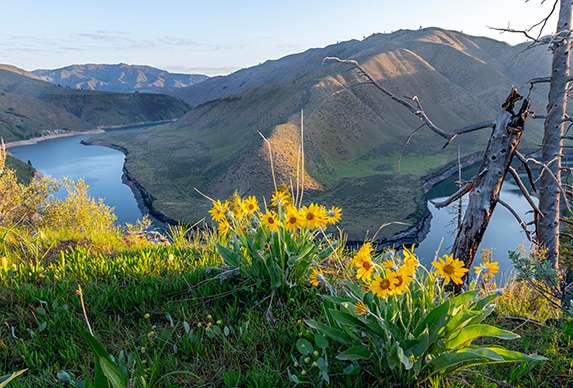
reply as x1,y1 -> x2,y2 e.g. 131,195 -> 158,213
325,206 -> 342,224
209,200 -> 229,222
284,206 -> 303,231
355,255 -> 374,282
261,210 -> 280,232
354,301 -> 369,316
390,266 -> 411,295
352,242 -> 373,266
309,269 -> 322,287
383,258 -> 397,272
301,203 -> 323,229
474,259 -> 499,280
243,195 -> 259,215
218,219 -> 230,236
271,190 -> 290,206
432,254 -> 469,285
370,273 -> 396,298
230,192 -> 245,219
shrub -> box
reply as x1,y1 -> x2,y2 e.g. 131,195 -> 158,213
306,246 -> 546,385
214,190 -> 343,293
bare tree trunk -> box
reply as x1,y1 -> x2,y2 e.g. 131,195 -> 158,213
451,90 -> 530,270
538,0 -> 571,266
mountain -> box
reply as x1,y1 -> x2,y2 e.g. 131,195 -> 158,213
33,64 -> 208,93
0,65 -> 190,142
95,28 -> 552,239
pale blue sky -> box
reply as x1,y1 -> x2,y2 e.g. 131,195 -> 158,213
0,0 -> 557,75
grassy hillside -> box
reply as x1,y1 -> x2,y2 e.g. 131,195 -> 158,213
0,66 -> 189,142
95,28 -> 549,240
5,155 -> 34,183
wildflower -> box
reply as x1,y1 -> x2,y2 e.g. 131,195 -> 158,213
218,219 -> 230,236
402,245 -> 419,276
354,301 -> 369,316
432,254 -> 469,285
383,258 -> 397,272
370,274 -> 395,298
390,266 -> 410,295
301,203 -> 324,229
271,190 -> 290,206
352,242 -> 373,266
355,255 -> 374,282
231,192 -> 246,219
474,259 -> 499,280
209,200 -> 229,222
261,210 -> 280,231
309,269 -> 322,287
144,313 -> 151,320
326,206 -> 342,224
284,206 -> 303,231
243,195 -> 259,214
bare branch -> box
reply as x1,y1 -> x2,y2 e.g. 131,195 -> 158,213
323,56 -> 496,146
497,198 -> 533,241
514,151 -> 538,193
509,166 -> 543,215
431,181 -> 474,209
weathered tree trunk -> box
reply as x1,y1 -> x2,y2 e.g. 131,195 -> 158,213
451,89 -> 530,270
538,0 -> 572,267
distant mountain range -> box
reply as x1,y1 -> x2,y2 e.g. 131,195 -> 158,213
0,64 -> 189,142
32,64 -> 209,93
97,27 -> 552,239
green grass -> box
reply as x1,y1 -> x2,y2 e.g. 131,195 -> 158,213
5,155 -> 34,184
2,244 -> 571,387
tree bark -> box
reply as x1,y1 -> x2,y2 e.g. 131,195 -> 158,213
452,89 -> 530,271
538,0 -> 572,267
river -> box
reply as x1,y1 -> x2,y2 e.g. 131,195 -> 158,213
9,135 -> 143,225
9,134 -> 534,274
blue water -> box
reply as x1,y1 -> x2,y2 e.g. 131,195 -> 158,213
10,135 -> 143,225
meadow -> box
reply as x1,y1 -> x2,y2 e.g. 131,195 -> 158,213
1,146 -> 572,387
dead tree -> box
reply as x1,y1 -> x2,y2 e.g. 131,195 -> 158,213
324,57 -> 532,279
538,0 -> 572,265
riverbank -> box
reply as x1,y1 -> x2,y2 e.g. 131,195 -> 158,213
5,129 -> 105,149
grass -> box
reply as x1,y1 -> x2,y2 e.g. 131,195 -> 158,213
2,243 -> 572,387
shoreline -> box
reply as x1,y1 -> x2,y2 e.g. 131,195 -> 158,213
8,125 -> 485,243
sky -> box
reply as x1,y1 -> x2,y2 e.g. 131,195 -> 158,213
0,0 -> 558,76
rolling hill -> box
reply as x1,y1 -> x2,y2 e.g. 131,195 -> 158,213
0,65 -> 190,142
33,64 -> 208,93
92,28 -> 553,240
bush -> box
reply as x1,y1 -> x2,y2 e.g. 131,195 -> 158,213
305,245 -> 546,385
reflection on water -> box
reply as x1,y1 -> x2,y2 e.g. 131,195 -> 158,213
417,165 -> 534,276
10,135 -> 143,225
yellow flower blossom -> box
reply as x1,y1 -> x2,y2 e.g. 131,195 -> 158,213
301,203 -> 324,229
230,192 -> 245,219
309,269 -> 322,287
284,206 -> 303,231
218,219 -> 230,236
261,210 -> 280,232
432,254 -> 469,285
271,190 -> 291,206
354,255 -> 374,282
352,242 -> 373,266
474,259 -> 499,280
370,273 -> 396,298
209,200 -> 229,222
326,206 -> 342,225
243,196 -> 259,215
354,301 -> 369,316
390,266 -> 411,295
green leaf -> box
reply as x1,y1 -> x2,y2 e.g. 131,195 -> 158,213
427,350 -> 493,372
217,245 -> 240,267
336,345 -> 370,361
396,344 -> 413,370
446,324 -> 520,349
404,330 -> 430,357
306,320 -> 352,346
266,259 -> 283,289
314,334 -> 329,349
296,338 -> 313,355
81,329 -> 128,388
413,300 -> 449,337
469,346 -> 547,362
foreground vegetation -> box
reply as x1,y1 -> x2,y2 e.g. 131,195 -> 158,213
1,148 -> 572,386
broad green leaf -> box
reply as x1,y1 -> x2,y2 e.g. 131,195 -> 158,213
468,346 -> 547,362
403,330 -> 430,357
427,350 -> 494,372
446,324 -> 520,349
336,345 -> 371,361
306,320 -> 352,346
81,329 -> 128,388
314,334 -> 329,349
266,260 -> 283,289
296,338 -> 313,355
396,344 -> 413,370
413,300 -> 449,337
